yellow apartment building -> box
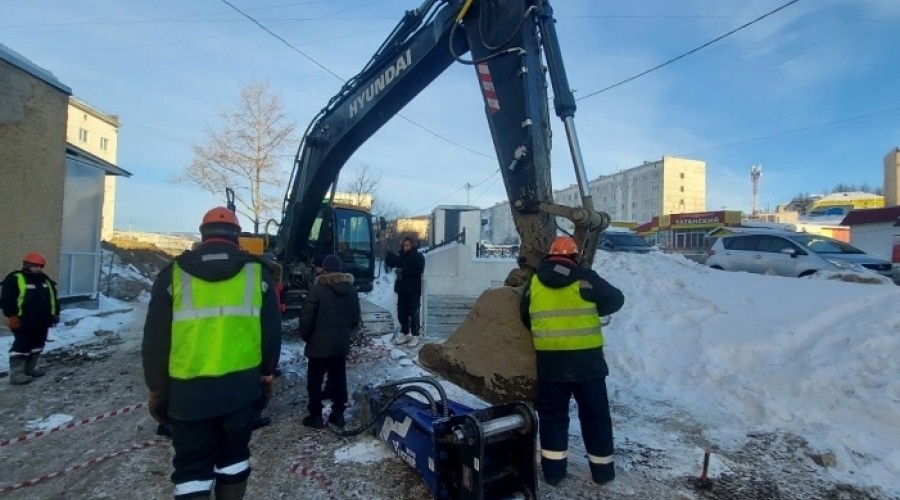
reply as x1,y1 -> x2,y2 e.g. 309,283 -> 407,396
554,155 -> 707,224
67,97 -> 120,240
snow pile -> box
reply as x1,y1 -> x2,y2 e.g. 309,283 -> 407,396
593,251 -> 900,492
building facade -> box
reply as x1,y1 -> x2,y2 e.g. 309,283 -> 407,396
884,147 -> 900,207
0,44 -> 71,281
67,97 -> 120,240
556,155 -> 706,224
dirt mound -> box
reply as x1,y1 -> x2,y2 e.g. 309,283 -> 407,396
418,286 -> 537,403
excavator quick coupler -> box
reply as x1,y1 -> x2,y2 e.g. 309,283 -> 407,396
361,377 -> 537,500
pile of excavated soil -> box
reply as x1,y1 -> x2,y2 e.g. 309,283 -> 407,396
419,286 -> 537,403
100,240 -> 174,301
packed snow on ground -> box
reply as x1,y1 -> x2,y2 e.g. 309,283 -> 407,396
25,413 -> 74,431
6,250 -> 897,495
0,294 -> 139,374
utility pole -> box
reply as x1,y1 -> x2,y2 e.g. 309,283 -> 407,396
750,165 -> 763,217
464,182 -> 473,205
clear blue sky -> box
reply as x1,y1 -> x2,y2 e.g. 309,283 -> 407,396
4,0 -> 899,232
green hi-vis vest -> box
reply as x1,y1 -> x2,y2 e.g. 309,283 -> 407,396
14,272 -> 57,317
529,276 -> 603,351
170,261 -> 263,380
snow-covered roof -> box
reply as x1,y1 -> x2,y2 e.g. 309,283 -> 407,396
817,191 -> 882,201
0,42 -> 71,94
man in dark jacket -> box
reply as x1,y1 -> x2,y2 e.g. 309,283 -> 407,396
520,236 -> 625,487
1,252 -> 60,385
384,236 -> 425,347
298,254 -> 361,429
142,207 -> 282,500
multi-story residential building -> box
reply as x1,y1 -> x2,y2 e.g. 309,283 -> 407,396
556,155 -> 706,224
482,155 -> 706,241
67,97 -> 120,240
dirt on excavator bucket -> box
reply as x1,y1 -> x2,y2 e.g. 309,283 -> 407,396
418,285 -> 538,404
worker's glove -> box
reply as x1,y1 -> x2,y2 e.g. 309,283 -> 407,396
256,376 -> 274,410
7,316 -> 21,331
148,391 -> 168,423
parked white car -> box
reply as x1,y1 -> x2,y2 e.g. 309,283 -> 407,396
705,230 -> 893,279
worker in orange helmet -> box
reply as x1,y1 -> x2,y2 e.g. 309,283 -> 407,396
142,207 -> 282,500
519,235 -> 625,487
1,252 -> 60,385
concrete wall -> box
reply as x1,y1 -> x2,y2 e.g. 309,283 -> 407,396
849,222 -> 899,260
422,242 -> 517,318
0,59 -> 69,278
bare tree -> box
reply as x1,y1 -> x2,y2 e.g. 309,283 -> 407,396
175,81 -> 297,233
339,163 -> 382,207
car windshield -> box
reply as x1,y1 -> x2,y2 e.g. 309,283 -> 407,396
787,234 -> 864,254
608,233 -> 649,246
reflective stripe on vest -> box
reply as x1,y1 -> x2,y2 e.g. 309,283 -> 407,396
170,262 -> 263,380
529,275 -> 603,351
14,272 -> 56,317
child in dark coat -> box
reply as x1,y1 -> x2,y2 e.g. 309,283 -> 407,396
297,254 -> 361,428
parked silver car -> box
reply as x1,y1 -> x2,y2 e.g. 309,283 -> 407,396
705,231 -> 893,279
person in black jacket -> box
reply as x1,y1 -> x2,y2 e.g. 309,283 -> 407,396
298,254 -> 361,429
1,252 -> 60,385
142,207 -> 282,500
520,236 -> 625,487
384,236 -> 425,347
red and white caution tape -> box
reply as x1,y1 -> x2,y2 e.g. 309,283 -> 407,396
0,402 -> 146,448
0,439 -> 165,494
290,440 -> 336,500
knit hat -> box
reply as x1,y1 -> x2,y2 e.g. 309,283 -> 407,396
322,254 -> 343,273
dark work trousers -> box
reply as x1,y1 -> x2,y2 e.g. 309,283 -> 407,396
536,377 -> 614,461
8,325 -> 50,357
396,289 -> 421,336
168,404 -> 255,500
307,356 -> 348,418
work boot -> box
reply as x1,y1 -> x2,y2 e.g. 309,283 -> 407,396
541,457 -> 567,486
252,415 -> 272,430
590,462 -> 615,485
328,412 -> 345,427
214,479 -> 247,500
302,415 -> 325,429
393,333 -> 411,345
406,335 -> 420,348
24,353 -> 46,377
9,357 -> 32,385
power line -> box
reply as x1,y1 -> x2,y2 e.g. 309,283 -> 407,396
576,0 -> 803,102
220,0 -> 494,159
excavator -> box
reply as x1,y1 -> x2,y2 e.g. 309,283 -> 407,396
262,0 -> 611,496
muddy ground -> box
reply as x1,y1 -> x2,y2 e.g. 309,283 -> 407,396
0,242 -> 893,499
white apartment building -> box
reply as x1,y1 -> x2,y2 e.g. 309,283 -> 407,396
557,156 -> 706,224
67,97 -> 120,240
482,156 -> 706,241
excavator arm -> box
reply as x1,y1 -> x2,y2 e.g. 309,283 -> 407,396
276,0 -> 608,277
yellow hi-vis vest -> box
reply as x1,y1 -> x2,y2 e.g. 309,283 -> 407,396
529,276 -> 603,351
170,261 -> 263,380
14,272 -> 57,317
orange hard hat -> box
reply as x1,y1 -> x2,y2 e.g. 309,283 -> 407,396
199,206 -> 241,237
548,236 -> 578,256
23,252 -> 47,267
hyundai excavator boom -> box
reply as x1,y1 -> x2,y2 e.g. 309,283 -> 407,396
273,0 -> 610,402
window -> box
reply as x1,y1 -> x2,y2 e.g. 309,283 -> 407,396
758,236 -> 795,253
680,186 -> 684,192
100,137 -> 109,151
78,128 -> 89,143
680,173 -> 685,179
724,235 -> 760,251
